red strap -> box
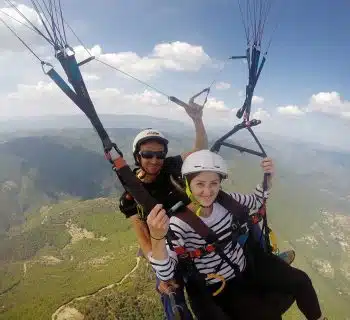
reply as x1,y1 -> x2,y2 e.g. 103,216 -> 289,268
206,244 -> 215,253
251,214 -> 260,224
258,202 -> 266,217
174,246 -> 186,255
249,203 -> 266,225
174,244 -> 216,259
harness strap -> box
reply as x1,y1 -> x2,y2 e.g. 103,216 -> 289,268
174,203 -> 243,276
174,244 -> 216,259
169,190 -> 272,298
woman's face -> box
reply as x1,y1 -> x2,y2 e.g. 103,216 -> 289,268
189,171 -> 221,207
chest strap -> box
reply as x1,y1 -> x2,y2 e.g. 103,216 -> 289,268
174,243 -> 216,259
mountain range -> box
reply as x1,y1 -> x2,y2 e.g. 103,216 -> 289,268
0,115 -> 349,319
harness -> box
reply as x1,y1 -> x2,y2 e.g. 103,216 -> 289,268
169,190 -> 265,296
173,190 -> 265,255
119,168 -> 190,221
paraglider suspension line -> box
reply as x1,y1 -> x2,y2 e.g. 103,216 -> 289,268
0,15 -> 43,62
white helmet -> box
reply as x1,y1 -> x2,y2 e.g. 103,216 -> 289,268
132,128 -> 168,153
132,128 -> 169,164
181,149 -> 228,179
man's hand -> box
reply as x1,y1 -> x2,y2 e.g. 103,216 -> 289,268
183,89 -> 209,121
183,99 -> 204,121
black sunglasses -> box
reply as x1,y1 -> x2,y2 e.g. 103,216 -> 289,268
139,151 -> 167,160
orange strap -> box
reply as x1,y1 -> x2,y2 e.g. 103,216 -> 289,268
112,157 -> 127,170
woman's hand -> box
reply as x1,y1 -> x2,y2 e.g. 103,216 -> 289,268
260,158 -> 274,189
260,157 -> 274,176
147,204 -> 169,240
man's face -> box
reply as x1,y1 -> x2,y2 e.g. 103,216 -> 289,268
138,141 -> 166,175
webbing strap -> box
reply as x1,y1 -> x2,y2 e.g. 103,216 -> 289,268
175,244 -> 216,259
174,202 -> 242,275
175,209 -> 215,242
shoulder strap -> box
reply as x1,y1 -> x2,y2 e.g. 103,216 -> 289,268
216,191 -> 269,249
174,205 -> 241,275
175,208 -> 219,244
216,190 -> 250,225
174,190 -> 250,242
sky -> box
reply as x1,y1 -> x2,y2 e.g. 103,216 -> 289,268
0,0 -> 349,151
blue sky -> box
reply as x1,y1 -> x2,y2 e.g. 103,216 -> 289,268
0,0 -> 349,150
82,0 -> 349,101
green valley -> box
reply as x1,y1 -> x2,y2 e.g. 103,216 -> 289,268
0,124 -> 349,319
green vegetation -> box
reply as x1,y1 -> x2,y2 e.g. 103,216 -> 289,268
0,224 -> 71,261
0,129 -> 349,319
71,260 -> 164,320
0,199 -> 137,320
0,263 -> 22,295
0,135 -> 124,234
0,188 -> 348,319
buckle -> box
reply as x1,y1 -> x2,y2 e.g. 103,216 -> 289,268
206,244 -> 215,253
193,248 -> 203,258
104,142 -> 123,163
240,223 -> 249,235
178,253 -> 189,259
250,213 -> 260,225
231,221 -> 239,232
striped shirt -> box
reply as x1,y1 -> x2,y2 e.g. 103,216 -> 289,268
148,184 -> 269,285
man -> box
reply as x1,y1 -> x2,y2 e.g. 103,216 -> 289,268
119,97 -> 208,320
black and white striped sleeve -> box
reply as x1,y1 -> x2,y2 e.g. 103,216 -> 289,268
147,218 -> 186,281
229,184 -> 270,211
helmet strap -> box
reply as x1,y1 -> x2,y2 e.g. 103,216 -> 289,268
185,178 -> 213,216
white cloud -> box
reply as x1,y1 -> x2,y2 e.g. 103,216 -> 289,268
276,92 -> 350,120
215,82 -> 231,90
252,95 -> 264,104
277,91 -> 350,118
82,73 -> 100,81
0,35 -> 215,119
277,105 -> 305,116
252,108 -> 270,121
205,97 -> 229,112
7,81 -> 58,100
2,80 -> 76,117
152,41 -> 210,71
124,89 -> 168,106
1,4 -> 41,25
97,50 -> 162,78
1,79 -> 192,119
307,91 -> 350,119
90,87 -> 122,100
0,3 -> 47,51
77,41 -> 211,80
310,91 -> 340,105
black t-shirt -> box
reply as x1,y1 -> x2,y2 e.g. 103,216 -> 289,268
119,155 -> 189,220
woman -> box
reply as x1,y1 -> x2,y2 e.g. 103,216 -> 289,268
146,149 -> 326,320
